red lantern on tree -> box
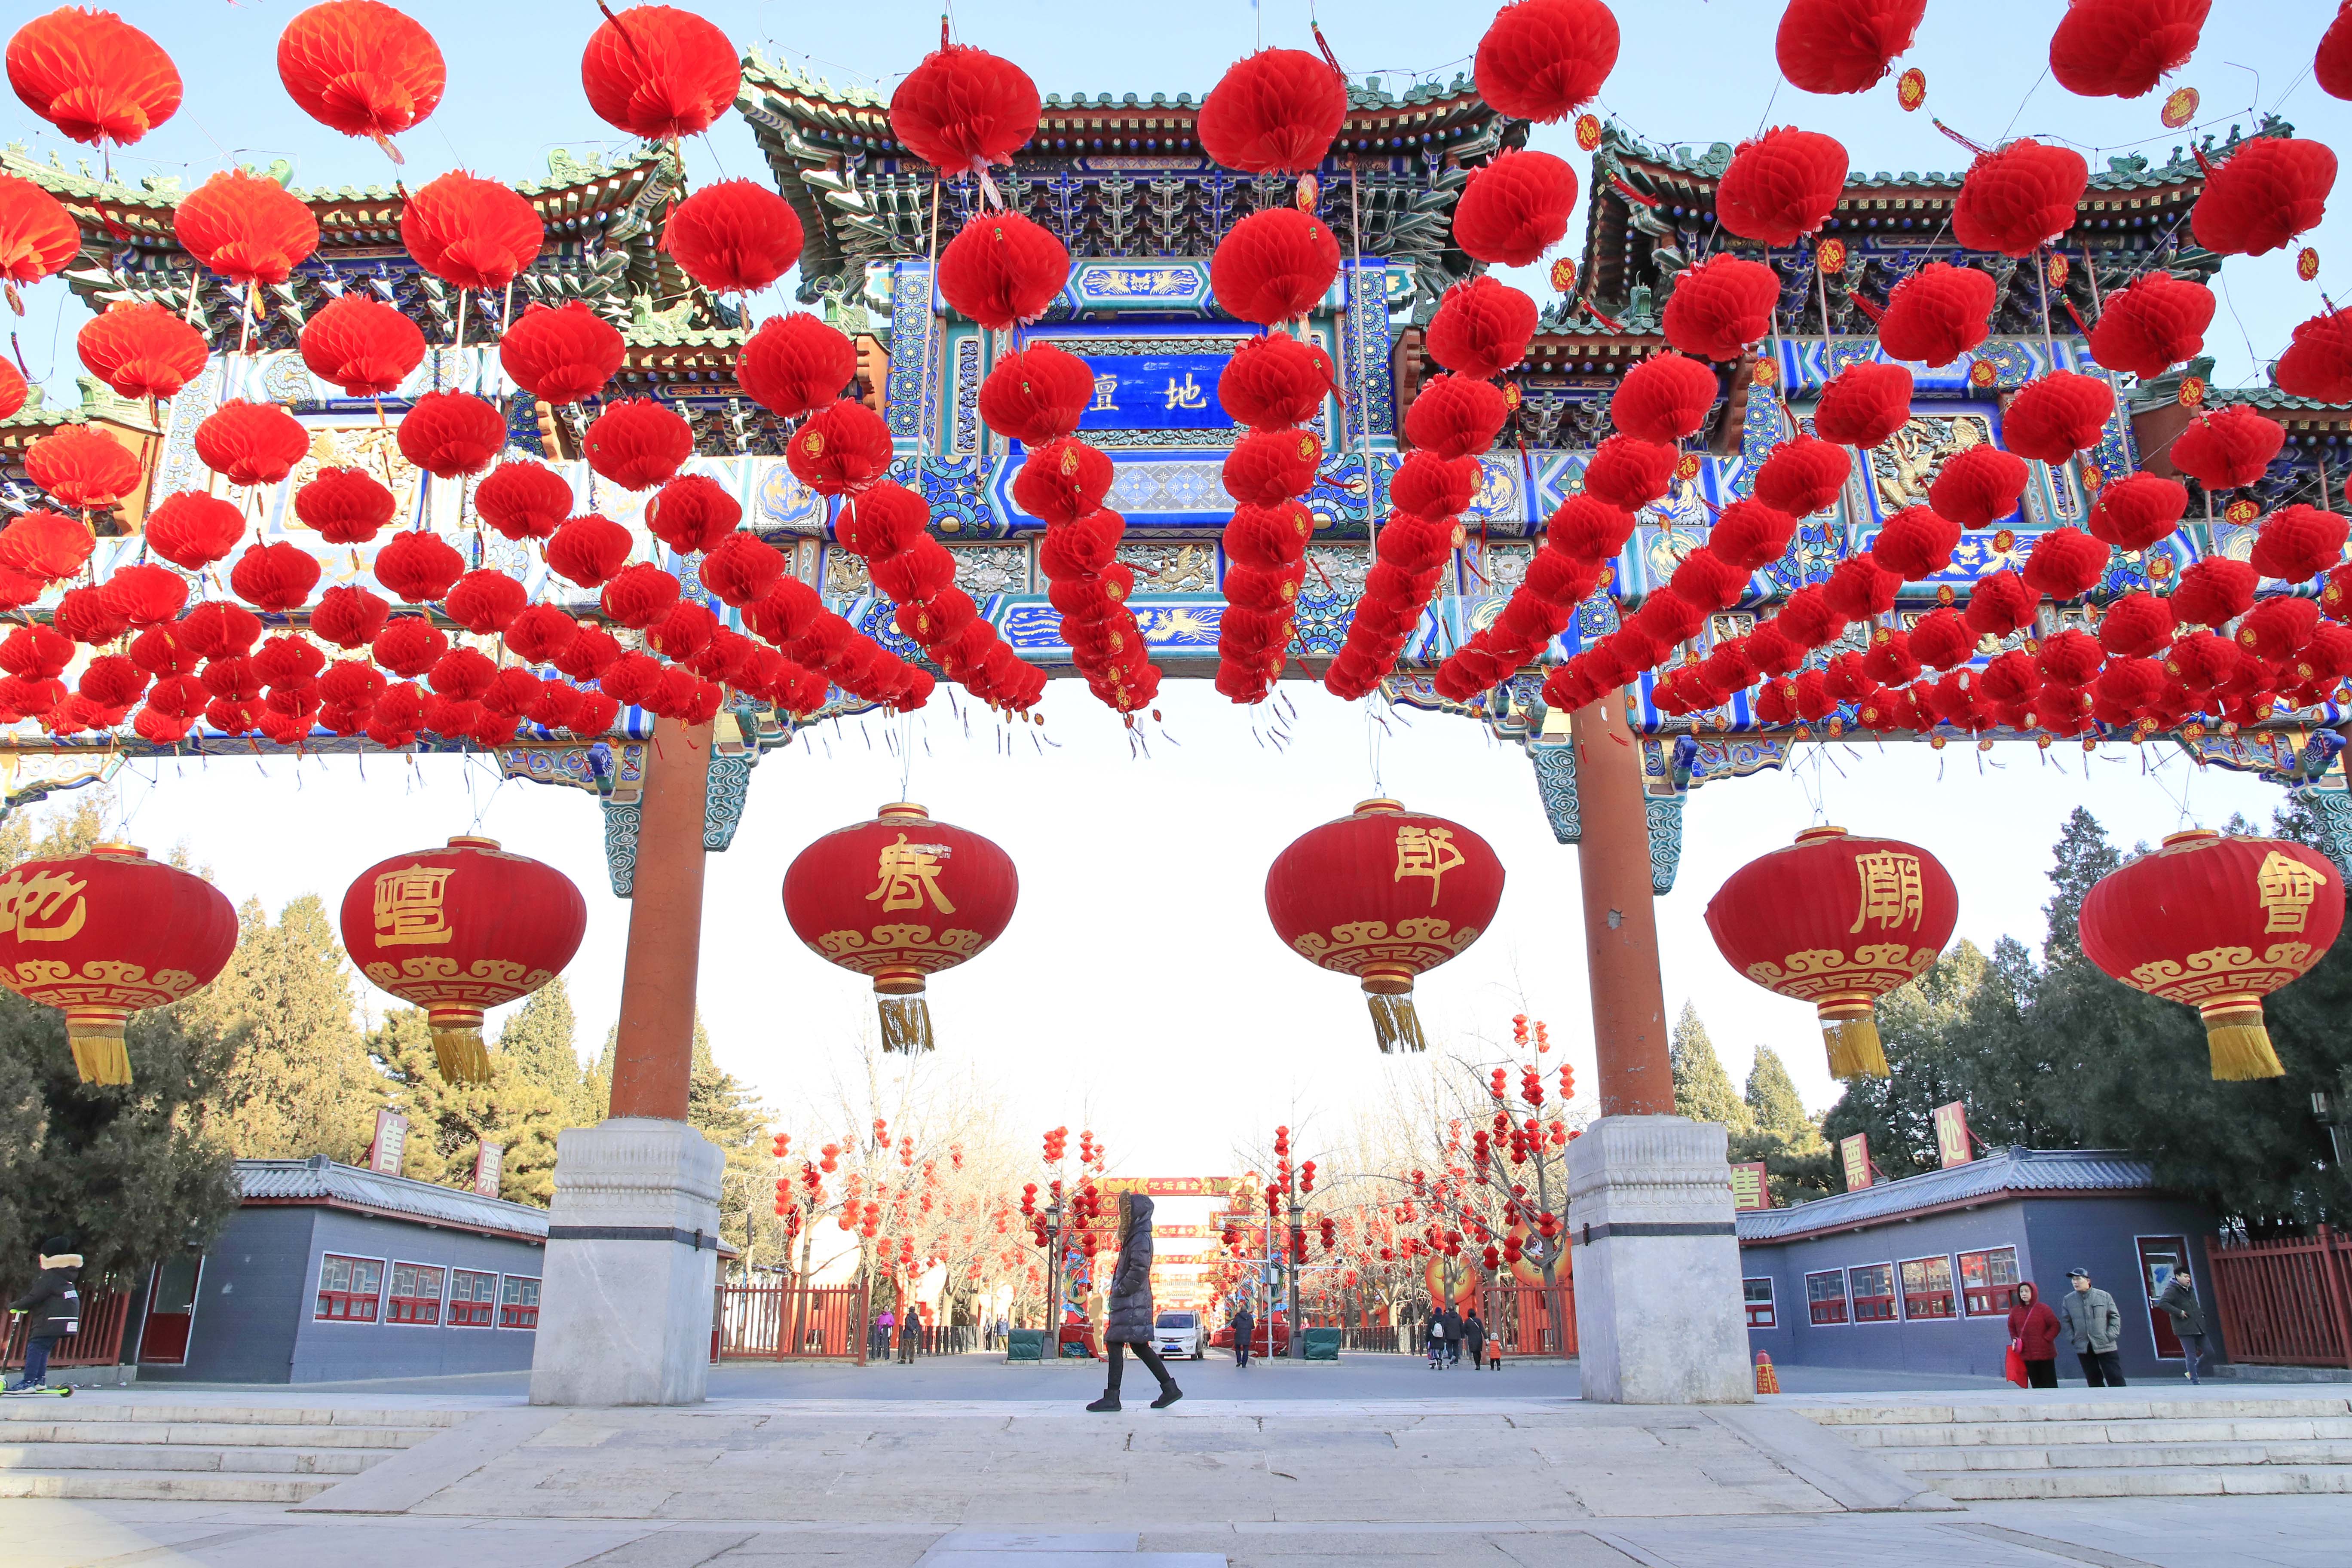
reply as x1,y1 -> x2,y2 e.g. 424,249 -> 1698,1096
2079,829 -> 2344,1080
1704,825 -> 1959,1079
339,835 -> 587,1082
781,802 -> 1019,1054
0,842 -> 236,1084
1265,799 -> 1506,1052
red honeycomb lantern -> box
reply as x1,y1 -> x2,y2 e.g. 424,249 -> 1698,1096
1704,825 -> 1958,1079
1265,799 -> 1506,1053
2079,829 -> 2345,1080
782,802 -> 1019,1054
338,835 -> 586,1082
0,842 -> 236,1084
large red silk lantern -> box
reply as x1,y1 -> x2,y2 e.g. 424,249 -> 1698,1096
0,842 -> 236,1084
781,802 -> 1018,1053
7,6 -> 181,147
1264,798 -> 1506,1052
2080,830 -> 2343,1081
339,835 -> 587,1082
1704,825 -> 1958,1079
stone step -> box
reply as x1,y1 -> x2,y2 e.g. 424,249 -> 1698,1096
1804,1396 -> 2352,1427
1881,1438 -> 2352,1471
0,1405 -> 465,1428
1833,1415 -> 2352,1447
0,1470 -> 339,1503
0,1442 -> 391,1476
0,1420 -> 441,1449
1920,1464 -> 2352,1501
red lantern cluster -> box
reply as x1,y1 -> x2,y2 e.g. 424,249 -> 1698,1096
1214,329 -> 1327,705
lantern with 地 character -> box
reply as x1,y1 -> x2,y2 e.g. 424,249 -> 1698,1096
781,802 -> 1018,1053
2078,829 -> 2345,1081
338,835 -> 586,1083
1264,799 -> 1506,1053
0,843 -> 236,1085
1703,826 -> 1959,1080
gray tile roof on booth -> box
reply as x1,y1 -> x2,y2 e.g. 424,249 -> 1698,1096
236,1156 -> 550,1240
1737,1147 -> 2159,1243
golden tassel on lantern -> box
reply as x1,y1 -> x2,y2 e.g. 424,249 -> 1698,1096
2199,1002 -> 2286,1081
1819,1002 -> 1890,1080
64,1008 -> 134,1087
876,991 -> 936,1054
426,1008 -> 493,1083
1365,990 -> 1427,1054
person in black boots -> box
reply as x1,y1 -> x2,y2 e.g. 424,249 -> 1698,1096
1231,1298 -> 1255,1369
1086,1192 -> 1182,1412
5,1237 -> 83,1394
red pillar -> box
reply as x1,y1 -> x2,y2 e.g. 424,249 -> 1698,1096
1573,691 -> 1675,1117
606,717 -> 711,1121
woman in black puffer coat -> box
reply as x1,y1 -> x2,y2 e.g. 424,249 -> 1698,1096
1086,1192 -> 1182,1412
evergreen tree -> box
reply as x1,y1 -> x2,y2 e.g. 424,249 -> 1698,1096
497,980 -> 594,1126
366,1010 -> 571,1205
1730,1044 -> 1834,1205
2041,805 -> 2122,964
1669,1003 -> 1751,1130
1744,1046 -> 1813,1141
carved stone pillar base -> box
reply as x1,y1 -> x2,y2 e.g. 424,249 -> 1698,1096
1566,1115 -> 1754,1405
528,1118 -> 725,1407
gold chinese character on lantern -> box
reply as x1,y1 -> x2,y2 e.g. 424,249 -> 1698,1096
0,868 -> 87,943
1393,824 -> 1467,906
372,866 -> 456,946
868,833 -> 958,914
2256,851 -> 2330,934
1850,851 -> 1925,934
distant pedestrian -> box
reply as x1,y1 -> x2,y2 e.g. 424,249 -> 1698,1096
1231,1301 -> 1255,1368
873,1307 -> 894,1363
898,1310 -> 919,1364
2006,1281 -> 2061,1389
1462,1309 -> 1487,1371
2154,1268 -> 2208,1384
2058,1268 -> 2126,1387
4,1237 -> 82,1395
1439,1304 -> 1464,1366
1425,1303 -> 1448,1369
993,1314 -> 1008,1351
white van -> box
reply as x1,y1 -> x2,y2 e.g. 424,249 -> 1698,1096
1154,1310 -> 1203,1360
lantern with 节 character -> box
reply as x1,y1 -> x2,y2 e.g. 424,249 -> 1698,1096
0,843 -> 236,1085
782,802 -> 1018,1053
1265,799 -> 1506,1052
1704,826 -> 1959,1080
339,836 -> 586,1083
2079,829 -> 2345,1081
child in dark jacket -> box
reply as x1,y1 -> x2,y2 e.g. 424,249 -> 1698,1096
6,1237 -> 83,1394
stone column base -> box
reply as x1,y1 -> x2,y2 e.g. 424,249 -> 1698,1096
1566,1115 -> 1753,1405
529,1118 -> 725,1407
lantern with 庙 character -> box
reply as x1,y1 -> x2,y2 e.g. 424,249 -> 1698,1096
2078,829 -> 2345,1081
1265,799 -> 1506,1053
0,843 -> 236,1085
1704,826 -> 1959,1080
781,802 -> 1018,1054
338,836 -> 587,1083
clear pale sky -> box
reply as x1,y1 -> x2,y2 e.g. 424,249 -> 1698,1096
9,3 -> 2345,1174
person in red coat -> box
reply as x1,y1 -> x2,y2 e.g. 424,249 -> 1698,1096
2007,1280 -> 2061,1388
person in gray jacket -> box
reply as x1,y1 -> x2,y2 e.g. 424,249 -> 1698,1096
2059,1267 -> 2126,1386
2154,1267 -> 2209,1383
1086,1192 -> 1182,1412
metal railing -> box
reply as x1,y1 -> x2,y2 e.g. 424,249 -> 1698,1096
2208,1226 -> 2352,1369
2,1283 -> 129,1370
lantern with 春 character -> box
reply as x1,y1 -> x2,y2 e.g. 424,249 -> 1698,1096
781,803 -> 1018,1053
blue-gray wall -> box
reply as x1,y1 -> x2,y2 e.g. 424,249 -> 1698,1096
1739,1193 -> 2222,1382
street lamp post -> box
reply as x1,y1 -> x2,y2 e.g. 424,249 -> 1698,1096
1043,1197 -> 1063,1371
1287,1199 -> 1305,1359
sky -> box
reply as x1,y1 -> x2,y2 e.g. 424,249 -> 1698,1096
7,2 -> 2347,1180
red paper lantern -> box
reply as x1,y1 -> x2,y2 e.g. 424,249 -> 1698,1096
888,43 -> 1038,175
1404,374 -> 1507,460
1451,150 -> 1578,267
1210,207 -> 1341,327
545,513 -> 632,588
580,3 -> 738,140
1813,360 -> 1913,448
2191,136 -> 2337,257
2080,828 -> 2342,1079
2088,472 -> 2188,551
2169,556 -> 2255,628
977,343 -> 1095,444
294,467 -> 395,544
1706,825 -> 1957,1078
397,389 -> 506,479
1952,139 -> 2089,257
736,312 -> 857,421
373,527 -> 465,603
788,398 -> 894,497
472,461 -> 569,542
444,569 -> 526,636
1475,0 -> 1619,121
662,179 -> 804,295
0,510 -> 89,583
1424,276 -> 1538,382
1264,798 -> 1504,1052
300,293 -> 426,397
2002,370 -> 2114,462
1661,254 -> 1779,362
498,300 -> 622,406
0,842 -> 235,1083
1222,429 -> 1323,507
600,562 -> 680,629
1216,331 -> 1333,429
25,425 -> 140,510
7,6 -> 181,146
0,175 -> 79,285
277,0 -> 446,149
2086,269 -> 2215,377
2169,405 -> 2284,491
196,400 -> 309,488
1709,501 -> 1798,573
145,493 -> 245,569
1610,352 -> 1717,443
174,168 -> 319,286
230,541 -> 322,612
1922,444 -> 2024,528
1877,261 -> 1995,368
2250,503 -> 2349,585
938,209 -> 1069,330
2022,525 -> 2109,600
2276,308 -> 2352,404
1870,505 -> 1960,579
1752,435 -> 1850,517
2049,0 -> 2208,101
646,472 -> 742,554
99,562 -> 185,628
313,584 -> 390,649
1581,435 -> 1675,511
1717,127 -> 1848,245
76,300 -> 206,401
1197,49 -> 1345,175
0,359 -> 23,423
401,170 -> 542,290
782,802 -> 1018,1053
1775,0 -> 1925,94
340,835 -> 586,1081
584,398 -> 692,491
2097,590 -> 2178,656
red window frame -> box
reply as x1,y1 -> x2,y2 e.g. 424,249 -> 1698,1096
1743,1277 -> 1776,1329
448,1268 -> 498,1328
1958,1246 -> 2021,1317
1847,1262 -> 1897,1323
1806,1269 -> 1850,1326
315,1254 -> 384,1323
386,1262 -> 446,1326
1899,1254 -> 1957,1320
499,1274 -> 541,1330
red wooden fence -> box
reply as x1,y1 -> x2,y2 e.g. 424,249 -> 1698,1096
714,1283 -> 870,1362
2206,1227 -> 2352,1369
2,1284 -> 130,1370
1482,1282 -> 1577,1358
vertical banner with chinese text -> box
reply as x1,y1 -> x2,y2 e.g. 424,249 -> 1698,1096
368,1108 -> 409,1177
472,1141 -> 503,1198
1728,1161 -> 1771,1211
1839,1132 -> 1873,1191
1933,1101 -> 1974,1168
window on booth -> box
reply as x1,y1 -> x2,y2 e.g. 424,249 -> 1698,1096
315,1254 -> 384,1322
1959,1247 -> 2021,1317
387,1262 -> 446,1325
1806,1270 -> 1850,1325
1743,1277 -> 1776,1329
449,1269 -> 498,1327
500,1274 -> 541,1329
1848,1262 -> 1897,1322
1900,1254 -> 1957,1320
